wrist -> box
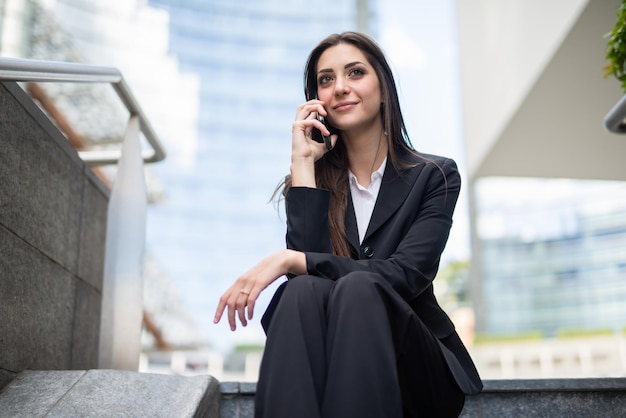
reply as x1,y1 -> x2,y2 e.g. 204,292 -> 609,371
290,159 -> 316,188
284,249 -> 307,275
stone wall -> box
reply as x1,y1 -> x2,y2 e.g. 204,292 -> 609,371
0,81 -> 108,389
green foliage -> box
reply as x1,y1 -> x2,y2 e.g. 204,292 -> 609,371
555,327 -> 614,339
605,1 -> 626,92
434,259 -> 470,306
474,331 -> 544,345
234,343 -> 265,352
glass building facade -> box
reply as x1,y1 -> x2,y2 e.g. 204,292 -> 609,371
475,177 -> 626,337
1,0 -> 377,351
143,1 -> 377,350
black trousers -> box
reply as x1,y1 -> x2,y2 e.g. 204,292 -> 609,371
255,272 -> 465,418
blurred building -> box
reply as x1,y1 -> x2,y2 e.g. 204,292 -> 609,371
136,0 -> 378,350
456,0 -> 626,338
0,0 -> 379,351
476,177 -> 626,337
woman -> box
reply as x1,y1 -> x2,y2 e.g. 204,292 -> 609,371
214,31 -> 482,417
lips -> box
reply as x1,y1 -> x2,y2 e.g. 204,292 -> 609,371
333,101 -> 358,111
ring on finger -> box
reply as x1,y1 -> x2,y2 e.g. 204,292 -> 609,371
240,289 -> 250,296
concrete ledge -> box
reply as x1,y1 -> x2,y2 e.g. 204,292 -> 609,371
2,374 -> 624,417
0,370 -> 220,418
220,381 -> 257,418
219,379 -> 626,418
460,378 -> 626,417
0,370 -> 15,392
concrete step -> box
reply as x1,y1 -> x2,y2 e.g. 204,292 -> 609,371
2,372 -> 624,417
0,370 -> 220,418
461,378 -> 626,417
221,378 -> 626,418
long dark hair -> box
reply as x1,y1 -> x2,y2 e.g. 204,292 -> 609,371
279,31 -> 420,256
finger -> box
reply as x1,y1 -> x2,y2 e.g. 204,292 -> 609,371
328,134 -> 339,150
213,301 -> 224,324
296,101 -> 325,121
247,289 -> 261,320
302,117 -> 327,137
295,102 -> 316,120
303,99 -> 324,109
236,294 -> 248,327
310,105 -> 328,120
299,110 -> 318,126
213,292 -> 230,324
227,297 -> 237,331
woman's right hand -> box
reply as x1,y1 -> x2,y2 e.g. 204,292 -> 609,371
213,249 -> 306,331
290,100 -> 338,187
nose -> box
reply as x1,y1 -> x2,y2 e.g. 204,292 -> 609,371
334,77 -> 349,96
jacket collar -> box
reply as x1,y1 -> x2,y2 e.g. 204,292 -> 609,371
345,151 -> 425,252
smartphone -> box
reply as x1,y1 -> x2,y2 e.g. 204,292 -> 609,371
311,112 -> 333,150
310,95 -> 333,150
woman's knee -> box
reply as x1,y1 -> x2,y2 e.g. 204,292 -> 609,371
282,275 -> 333,301
332,271 -> 387,301
284,275 -> 316,292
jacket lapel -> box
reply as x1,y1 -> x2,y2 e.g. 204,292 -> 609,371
363,155 -> 423,241
345,191 -> 361,255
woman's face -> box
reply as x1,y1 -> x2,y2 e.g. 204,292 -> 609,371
315,43 -> 383,135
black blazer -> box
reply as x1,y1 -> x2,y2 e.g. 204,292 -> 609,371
262,151 -> 483,395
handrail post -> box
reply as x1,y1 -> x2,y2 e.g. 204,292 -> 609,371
98,116 -> 147,370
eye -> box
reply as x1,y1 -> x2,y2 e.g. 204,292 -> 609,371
318,74 -> 334,86
348,68 -> 365,78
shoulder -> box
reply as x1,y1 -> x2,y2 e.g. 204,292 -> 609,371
397,152 -> 461,196
400,151 -> 458,176
412,152 -> 454,166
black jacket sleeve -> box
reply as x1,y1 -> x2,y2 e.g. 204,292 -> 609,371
285,187 -> 333,253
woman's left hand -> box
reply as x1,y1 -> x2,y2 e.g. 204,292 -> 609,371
213,249 -> 306,331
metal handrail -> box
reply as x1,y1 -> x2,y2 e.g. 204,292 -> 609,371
0,57 -> 166,164
604,94 -> 626,134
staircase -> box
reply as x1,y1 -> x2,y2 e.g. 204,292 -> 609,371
1,373 -> 625,417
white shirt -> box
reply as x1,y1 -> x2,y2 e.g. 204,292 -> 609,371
349,157 -> 387,244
